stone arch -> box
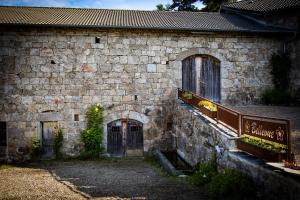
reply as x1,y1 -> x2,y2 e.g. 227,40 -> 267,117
103,111 -> 150,153
172,48 -> 230,103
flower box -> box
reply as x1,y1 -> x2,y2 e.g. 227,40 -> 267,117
236,139 -> 288,162
198,106 -> 217,119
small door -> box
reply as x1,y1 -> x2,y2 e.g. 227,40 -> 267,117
41,121 -> 57,159
0,122 -> 6,158
107,120 -> 123,156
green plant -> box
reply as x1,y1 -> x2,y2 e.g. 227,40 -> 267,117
240,134 -> 287,153
183,92 -> 193,99
31,136 -> 41,158
261,53 -> 292,105
270,53 -> 292,90
190,160 -> 217,186
53,128 -> 63,159
207,169 -> 255,200
261,88 -> 291,105
198,100 -> 217,112
80,104 -> 104,158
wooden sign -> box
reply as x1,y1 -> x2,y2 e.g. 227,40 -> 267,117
241,115 -> 290,146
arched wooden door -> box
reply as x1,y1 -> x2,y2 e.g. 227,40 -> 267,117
182,55 -> 221,102
107,119 -> 143,156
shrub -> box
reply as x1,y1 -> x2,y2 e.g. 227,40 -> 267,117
261,53 -> 292,105
207,169 -> 255,200
80,104 -> 103,158
190,160 -> 217,186
80,127 -> 103,157
53,128 -> 63,159
261,88 -> 291,105
31,136 -> 41,158
270,53 -> 291,90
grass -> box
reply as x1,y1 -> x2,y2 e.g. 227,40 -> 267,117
0,164 -> 13,170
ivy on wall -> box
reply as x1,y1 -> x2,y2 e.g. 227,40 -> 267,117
80,104 -> 103,158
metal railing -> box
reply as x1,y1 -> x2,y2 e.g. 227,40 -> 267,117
177,88 -> 292,161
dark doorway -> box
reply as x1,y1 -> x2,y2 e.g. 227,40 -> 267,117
41,121 -> 57,159
0,122 -> 7,158
182,55 -> 221,102
107,119 -> 143,156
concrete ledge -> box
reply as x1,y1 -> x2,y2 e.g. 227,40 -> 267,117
153,149 -> 184,176
226,151 -> 300,200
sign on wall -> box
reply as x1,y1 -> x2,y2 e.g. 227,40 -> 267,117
241,115 -> 290,147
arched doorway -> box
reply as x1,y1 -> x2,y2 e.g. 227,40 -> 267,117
107,119 -> 143,156
182,55 -> 221,102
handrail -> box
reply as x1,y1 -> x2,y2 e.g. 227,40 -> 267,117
177,88 -> 292,161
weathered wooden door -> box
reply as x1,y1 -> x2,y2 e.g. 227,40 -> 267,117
200,56 -> 221,102
126,120 -> 143,150
41,121 -> 57,159
107,120 -> 123,156
107,119 -> 143,156
182,56 -> 197,93
0,122 -> 6,158
182,55 -> 220,102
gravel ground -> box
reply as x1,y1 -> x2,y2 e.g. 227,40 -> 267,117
0,158 -> 207,200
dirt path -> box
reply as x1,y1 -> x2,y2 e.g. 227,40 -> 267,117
0,158 -> 207,200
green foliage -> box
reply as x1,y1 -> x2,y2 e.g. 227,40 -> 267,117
80,128 -> 103,157
86,104 -> 103,129
158,0 -> 236,12
261,88 -> 291,105
261,53 -> 292,105
207,169 -> 255,200
169,0 -> 199,11
31,136 -> 41,157
190,160 -> 217,186
240,134 -> 287,153
183,92 -> 193,99
53,128 -> 63,159
270,53 -> 292,90
202,0 -> 237,12
156,3 -> 171,11
80,104 -> 103,158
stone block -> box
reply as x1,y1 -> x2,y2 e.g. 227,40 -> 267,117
147,64 -> 157,73
128,56 -> 139,64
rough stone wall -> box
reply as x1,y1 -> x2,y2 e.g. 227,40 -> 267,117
0,27 -> 281,160
172,102 -> 237,166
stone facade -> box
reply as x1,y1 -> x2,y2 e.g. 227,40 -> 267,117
0,27 -> 283,160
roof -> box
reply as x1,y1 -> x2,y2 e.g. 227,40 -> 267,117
223,0 -> 300,14
0,6 -> 294,34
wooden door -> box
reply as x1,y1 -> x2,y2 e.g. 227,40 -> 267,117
107,119 -> 143,156
200,56 -> 220,102
182,56 -> 197,93
107,120 -> 123,156
41,121 -> 57,159
126,120 -> 143,150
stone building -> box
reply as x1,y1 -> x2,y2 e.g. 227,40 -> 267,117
0,0 -> 299,161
